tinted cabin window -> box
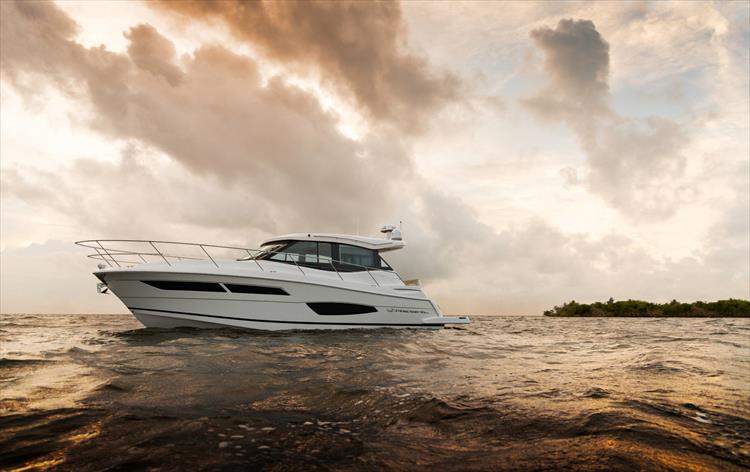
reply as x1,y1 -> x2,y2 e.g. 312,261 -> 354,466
318,242 -> 333,263
257,241 -> 384,272
265,241 -> 336,271
338,244 -> 377,271
272,241 -> 317,263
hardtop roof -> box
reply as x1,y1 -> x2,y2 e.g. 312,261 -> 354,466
261,233 -> 405,252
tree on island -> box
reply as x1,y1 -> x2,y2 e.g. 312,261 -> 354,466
543,299 -> 750,317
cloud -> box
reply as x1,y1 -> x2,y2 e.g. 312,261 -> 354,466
527,19 -> 610,113
0,0 -> 82,93
0,0 -> 476,289
151,0 -> 460,132
0,145 -> 278,239
523,18 -> 690,219
0,0 -> 415,234
125,23 -> 184,86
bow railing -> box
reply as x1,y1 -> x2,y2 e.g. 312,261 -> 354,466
74,239 -> 401,287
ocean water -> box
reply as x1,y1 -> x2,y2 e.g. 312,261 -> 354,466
1,314 -> 748,471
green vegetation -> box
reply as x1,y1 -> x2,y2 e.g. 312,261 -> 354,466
543,298 -> 750,317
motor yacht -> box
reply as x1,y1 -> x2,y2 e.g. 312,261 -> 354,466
76,226 -> 470,330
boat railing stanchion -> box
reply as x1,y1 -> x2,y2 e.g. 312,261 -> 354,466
199,244 -> 220,268
286,252 -> 305,275
96,240 -> 121,268
92,245 -> 112,267
366,266 -> 380,287
330,260 -> 344,280
149,241 -> 171,266
247,249 -> 265,272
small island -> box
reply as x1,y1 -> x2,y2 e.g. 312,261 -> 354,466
543,298 -> 750,317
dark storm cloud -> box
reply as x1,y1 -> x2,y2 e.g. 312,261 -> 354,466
523,19 -> 689,219
526,19 -> 609,114
151,0 -> 460,132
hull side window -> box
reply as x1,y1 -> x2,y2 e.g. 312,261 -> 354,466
142,281 -> 226,292
307,302 -> 378,315
224,284 -> 288,295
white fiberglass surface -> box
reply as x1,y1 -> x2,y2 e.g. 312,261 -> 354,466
106,259 -> 405,288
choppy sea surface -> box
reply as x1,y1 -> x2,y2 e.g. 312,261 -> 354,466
1,314 -> 748,471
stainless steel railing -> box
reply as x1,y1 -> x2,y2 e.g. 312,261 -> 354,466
74,239 -> 400,287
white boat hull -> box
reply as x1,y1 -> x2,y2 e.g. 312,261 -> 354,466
96,263 -> 469,330
130,311 -> 446,330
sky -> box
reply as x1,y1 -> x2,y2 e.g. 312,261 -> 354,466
0,0 -> 748,315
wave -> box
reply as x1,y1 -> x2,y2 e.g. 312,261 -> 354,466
581,387 -> 610,398
0,358 -> 50,369
628,359 -> 711,376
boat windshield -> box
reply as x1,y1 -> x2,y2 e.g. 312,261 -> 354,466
251,243 -> 287,260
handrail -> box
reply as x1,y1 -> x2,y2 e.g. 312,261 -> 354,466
75,239 -> 396,287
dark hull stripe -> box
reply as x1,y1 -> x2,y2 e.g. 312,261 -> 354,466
127,306 -> 444,327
